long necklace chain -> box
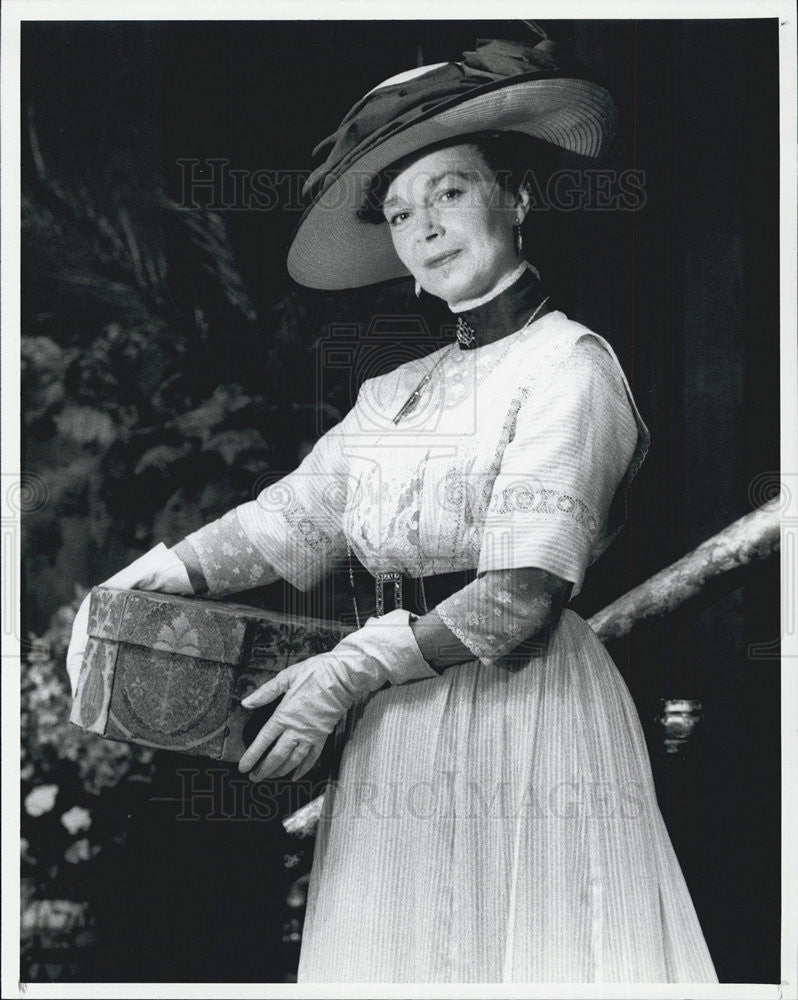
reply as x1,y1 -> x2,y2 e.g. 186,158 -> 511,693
391,343 -> 460,425
393,295 -> 550,424
347,542 -> 362,629
352,293 -> 550,623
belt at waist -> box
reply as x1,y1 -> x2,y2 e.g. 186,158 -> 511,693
373,569 -> 476,618
371,568 -> 558,660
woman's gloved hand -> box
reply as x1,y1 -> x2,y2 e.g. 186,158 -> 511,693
66,543 -> 194,698
238,609 -> 439,782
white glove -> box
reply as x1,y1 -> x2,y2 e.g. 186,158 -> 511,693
66,543 -> 194,698
238,609 -> 438,782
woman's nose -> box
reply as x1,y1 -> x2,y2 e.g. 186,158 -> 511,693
415,208 -> 442,242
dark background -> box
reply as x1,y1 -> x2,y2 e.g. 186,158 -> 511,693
21,19 -> 780,984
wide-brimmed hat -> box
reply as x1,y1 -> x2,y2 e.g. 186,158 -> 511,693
287,36 -> 618,290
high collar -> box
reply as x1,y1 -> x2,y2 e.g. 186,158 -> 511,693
449,263 -> 550,350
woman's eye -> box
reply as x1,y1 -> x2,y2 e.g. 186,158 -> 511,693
438,187 -> 464,204
388,210 -> 410,227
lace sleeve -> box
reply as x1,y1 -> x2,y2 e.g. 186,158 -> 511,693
180,508 -> 280,597
434,566 -> 571,669
179,398 -> 364,597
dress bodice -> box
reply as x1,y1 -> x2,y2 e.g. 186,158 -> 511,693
197,311 -> 649,600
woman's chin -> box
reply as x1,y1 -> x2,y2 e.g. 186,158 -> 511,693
422,274 -> 472,308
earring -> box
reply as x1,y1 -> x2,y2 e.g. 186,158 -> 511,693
514,224 -> 524,258
414,279 -> 422,298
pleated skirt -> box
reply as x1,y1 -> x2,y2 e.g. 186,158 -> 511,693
297,610 -> 718,983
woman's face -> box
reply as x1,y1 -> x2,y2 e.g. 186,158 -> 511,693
383,143 -> 524,308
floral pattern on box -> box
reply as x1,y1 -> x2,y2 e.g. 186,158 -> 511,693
70,587 -> 353,764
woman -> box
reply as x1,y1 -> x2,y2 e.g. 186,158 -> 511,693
68,35 -> 718,983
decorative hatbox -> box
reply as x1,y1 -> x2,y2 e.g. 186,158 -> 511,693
69,587 -> 352,762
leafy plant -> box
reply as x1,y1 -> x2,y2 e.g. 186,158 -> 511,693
20,111 -> 324,980
21,592 -> 157,979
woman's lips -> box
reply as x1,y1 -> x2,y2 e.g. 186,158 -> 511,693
424,249 -> 462,269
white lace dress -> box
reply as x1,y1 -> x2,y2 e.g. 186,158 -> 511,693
188,310 -> 718,983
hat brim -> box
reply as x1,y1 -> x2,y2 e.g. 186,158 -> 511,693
287,76 -> 617,290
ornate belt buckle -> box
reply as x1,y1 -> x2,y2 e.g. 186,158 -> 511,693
375,571 -> 402,617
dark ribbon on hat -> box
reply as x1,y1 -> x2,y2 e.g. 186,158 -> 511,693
302,38 -> 571,203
